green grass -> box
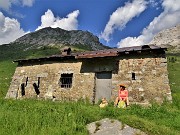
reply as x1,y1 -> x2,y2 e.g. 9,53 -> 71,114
0,99 -> 179,135
0,54 -> 180,135
0,99 -> 88,135
167,55 -> 180,108
0,61 -> 17,98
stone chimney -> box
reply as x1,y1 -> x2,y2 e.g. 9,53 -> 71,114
61,47 -> 71,56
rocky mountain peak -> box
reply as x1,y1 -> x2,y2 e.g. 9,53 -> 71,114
150,24 -> 180,53
13,27 -> 109,51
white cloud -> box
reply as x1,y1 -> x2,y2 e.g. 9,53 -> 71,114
0,0 -> 35,11
117,36 -> 145,48
149,0 -> 162,10
100,0 -> 147,42
0,12 -> 26,45
0,0 -> 12,10
36,9 -> 80,31
118,0 -> 180,48
162,0 -> 180,12
22,0 -> 35,7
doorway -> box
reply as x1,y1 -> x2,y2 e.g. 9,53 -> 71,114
95,72 -> 112,103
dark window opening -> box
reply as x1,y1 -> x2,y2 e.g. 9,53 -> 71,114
132,73 -> 136,80
21,83 -> 25,96
33,83 -> 40,95
25,77 -> 28,86
37,77 -> 40,88
60,73 -> 73,88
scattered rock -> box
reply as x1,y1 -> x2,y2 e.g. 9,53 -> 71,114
87,118 -> 147,135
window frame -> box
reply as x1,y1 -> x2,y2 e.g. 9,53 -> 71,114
59,73 -> 73,88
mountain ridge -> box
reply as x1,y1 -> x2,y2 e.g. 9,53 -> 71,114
12,27 -> 110,51
150,24 -> 180,53
0,27 -> 110,61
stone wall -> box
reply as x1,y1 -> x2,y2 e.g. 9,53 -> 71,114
6,55 -> 172,104
6,61 -> 95,102
112,56 -> 172,104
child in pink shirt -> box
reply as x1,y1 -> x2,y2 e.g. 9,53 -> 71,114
114,84 -> 129,107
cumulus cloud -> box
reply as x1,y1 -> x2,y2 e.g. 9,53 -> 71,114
0,0 -> 35,11
36,9 -> 80,31
118,0 -> 180,48
0,12 -> 26,45
100,0 -> 147,42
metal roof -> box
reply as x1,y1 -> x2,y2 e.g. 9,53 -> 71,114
74,44 -> 164,59
14,45 -> 166,62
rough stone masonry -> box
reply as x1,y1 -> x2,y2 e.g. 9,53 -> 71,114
6,45 -> 172,105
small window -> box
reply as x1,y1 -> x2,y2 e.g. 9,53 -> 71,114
21,83 -> 25,96
38,77 -> 40,88
25,77 -> 28,86
132,73 -> 136,80
60,73 -> 73,88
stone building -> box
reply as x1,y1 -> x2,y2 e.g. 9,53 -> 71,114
6,45 -> 172,104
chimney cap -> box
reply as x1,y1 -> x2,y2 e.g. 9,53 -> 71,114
61,46 -> 71,52
61,47 -> 71,55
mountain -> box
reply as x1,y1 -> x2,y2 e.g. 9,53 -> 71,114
0,27 -> 110,61
150,24 -> 180,53
12,27 -> 110,51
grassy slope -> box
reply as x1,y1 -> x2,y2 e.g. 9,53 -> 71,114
167,55 -> 180,108
0,53 -> 180,135
0,61 -> 17,98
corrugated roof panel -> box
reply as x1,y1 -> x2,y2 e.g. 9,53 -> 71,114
76,52 -> 118,58
14,45 -> 166,62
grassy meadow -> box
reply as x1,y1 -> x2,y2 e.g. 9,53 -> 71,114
0,55 -> 180,135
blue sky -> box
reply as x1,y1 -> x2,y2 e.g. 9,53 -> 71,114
0,0 -> 180,48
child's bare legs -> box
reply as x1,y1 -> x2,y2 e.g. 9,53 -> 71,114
114,97 -> 119,106
126,97 -> 129,106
